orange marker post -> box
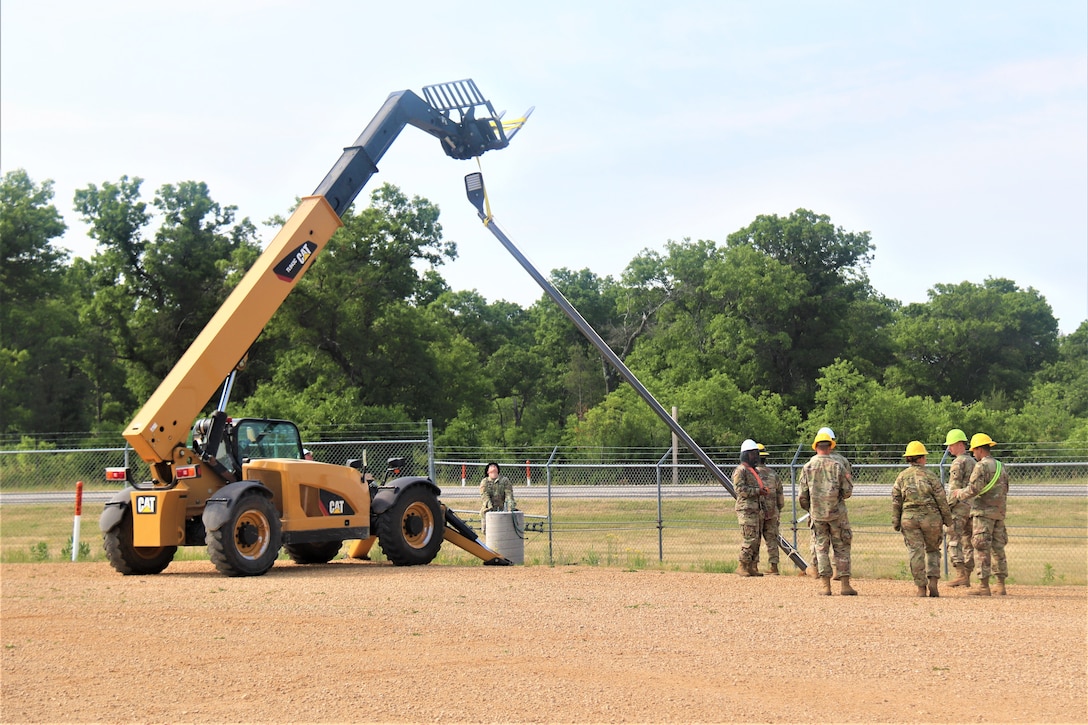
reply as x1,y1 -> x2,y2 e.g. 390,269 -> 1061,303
71,481 -> 84,562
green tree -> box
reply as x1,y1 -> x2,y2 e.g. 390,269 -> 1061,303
75,177 -> 260,406
0,170 -> 92,433
886,278 -> 1060,404
249,184 -> 465,425
724,209 -> 893,408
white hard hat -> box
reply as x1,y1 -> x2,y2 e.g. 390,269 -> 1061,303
740,439 -> 759,454
817,427 -> 836,440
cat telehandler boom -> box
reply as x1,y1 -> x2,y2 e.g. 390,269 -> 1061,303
100,80 -> 532,577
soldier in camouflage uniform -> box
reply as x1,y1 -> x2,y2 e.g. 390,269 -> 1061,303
799,431 -> 856,595
892,441 -> 953,597
733,439 -> 766,577
479,462 -> 516,535
949,433 -> 1009,596
756,444 -> 784,574
943,428 -> 976,587
807,427 -> 853,577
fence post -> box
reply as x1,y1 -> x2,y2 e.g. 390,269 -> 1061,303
657,448 -> 670,563
545,446 -> 559,566
427,419 -> 436,483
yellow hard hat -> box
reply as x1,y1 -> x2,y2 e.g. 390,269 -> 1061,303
969,433 -> 995,449
812,431 -> 836,450
944,428 -> 968,446
903,440 -> 928,457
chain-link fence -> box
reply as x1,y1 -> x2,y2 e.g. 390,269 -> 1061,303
2,436 -> 1085,585
434,444 -> 1088,586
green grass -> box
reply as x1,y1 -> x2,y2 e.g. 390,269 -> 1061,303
2,497 -> 1084,585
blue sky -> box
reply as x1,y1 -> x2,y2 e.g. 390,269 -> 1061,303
3,1 -> 1085,333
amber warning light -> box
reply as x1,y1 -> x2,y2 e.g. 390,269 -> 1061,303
105,468 -> 128,481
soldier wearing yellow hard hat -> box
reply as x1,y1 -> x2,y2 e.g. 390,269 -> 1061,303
943,428 -> 976,587
805,427 -> 854,579
799,429 -> 856,595
892,441 -> 953,598
949,433 -> 1010,596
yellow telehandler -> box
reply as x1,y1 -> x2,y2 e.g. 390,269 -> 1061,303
100,80 -> 531,576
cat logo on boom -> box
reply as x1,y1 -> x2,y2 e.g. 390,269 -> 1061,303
273,242 -> 315,282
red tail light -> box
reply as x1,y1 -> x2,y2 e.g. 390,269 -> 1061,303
105,468 -> 128,481
175,465 -> 199,480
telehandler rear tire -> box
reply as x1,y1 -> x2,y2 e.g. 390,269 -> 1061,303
206,491 -> 281,577
285,541 -> 343,565
103,506 -> 176,575
376,485 -> 443,566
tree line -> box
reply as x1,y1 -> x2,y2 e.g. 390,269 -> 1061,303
2,169 -> 1085,455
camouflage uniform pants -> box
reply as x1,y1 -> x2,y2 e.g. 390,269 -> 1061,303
901,511 -> 943,586
760,514 -> 781,565
813,517 -> 852,579
947,505 -> 974,572
737,512 -> 763,565
971,516 -> 1008,580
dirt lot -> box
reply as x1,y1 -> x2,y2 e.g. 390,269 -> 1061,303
2,560 -> 1085,724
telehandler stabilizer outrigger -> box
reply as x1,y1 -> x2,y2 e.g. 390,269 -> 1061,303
101,81 -> 531,576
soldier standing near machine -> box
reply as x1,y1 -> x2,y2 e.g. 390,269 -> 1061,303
756,443 -> 784,575
799,431 -> 856,595
949,433 -> 1010,596
943,428 -> 976,587
892,441 -> 953,597
479,462 -> 516,535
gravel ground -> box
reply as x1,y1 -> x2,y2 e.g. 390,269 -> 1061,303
2,560 -> 1086,724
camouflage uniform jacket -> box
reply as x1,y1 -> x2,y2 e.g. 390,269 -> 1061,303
891,464 -> 953,528
732,464 -> 765,515
946,452 -> 976,516
757,464 -> 784,520
798,455 -> 852,521
479,475 -> 516,515
952,455 -> 1008,520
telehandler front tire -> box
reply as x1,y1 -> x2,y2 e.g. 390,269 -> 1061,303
285,540 -> 343,565
206,491 -> 281,577
103,506 -> 176,575
376,485 -> 443,566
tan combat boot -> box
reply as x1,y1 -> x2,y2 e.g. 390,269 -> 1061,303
768,563 -> 780,575
948,566 -> 969,588
748,562 -> 764,577
994,575 -> 1007,595
736,560 -> 752,577
819,576 -> 832,595
915,584 -> 927,597
927,576 -> 939,598
840,576 -> 858,596
968,576 -> 991,596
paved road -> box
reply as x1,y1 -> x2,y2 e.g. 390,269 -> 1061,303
3,483 -> 1084,506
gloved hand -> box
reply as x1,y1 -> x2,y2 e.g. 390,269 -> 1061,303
893,520 -> 901,532
799,492 -> 810,511
942,517 -> 953,529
